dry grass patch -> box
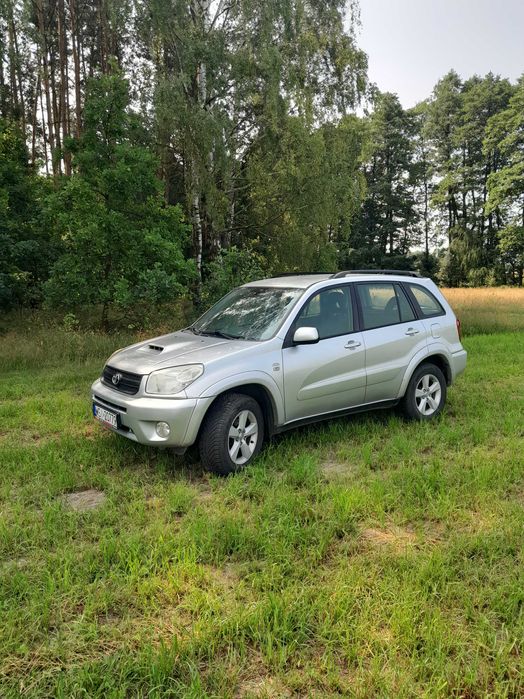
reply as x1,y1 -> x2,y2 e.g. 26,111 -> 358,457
235,676 -> 291,699
234,654 -> 291,699
361,525 -> 418,551
320,459 -> 354,478
360,520 -> 446,552
60,489 -> 106,511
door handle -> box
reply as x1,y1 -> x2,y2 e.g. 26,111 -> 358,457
405,328 -> 420,336
345,340 -> 362,349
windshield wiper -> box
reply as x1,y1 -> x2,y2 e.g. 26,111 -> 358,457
199,330 -> 242,340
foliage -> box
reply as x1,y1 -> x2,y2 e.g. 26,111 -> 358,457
137,0 -> 367,282
200,246 -> 268,308
1,0 -> 524,322
485,78 -> 524,220
0,119 -> 50,308
243,115 -> 365,273
43,72 -> 194,327
351,92 -> 418,266
498,225 -> 524,285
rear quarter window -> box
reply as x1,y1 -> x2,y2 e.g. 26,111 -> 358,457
407,284 -> 445,318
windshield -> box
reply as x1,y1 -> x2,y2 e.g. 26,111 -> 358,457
190,286 -> 303,341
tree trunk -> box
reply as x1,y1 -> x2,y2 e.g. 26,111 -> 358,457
190,0 -> 212,291
36,0 -> 58,178
50,48 -> 62,175
7,5 -> 25,128
38,72 -> 50,175
423,168 -> 430,261
58,0 -> 71,174
98,0 -> 109,73
69,0 -> 82,137
0,34 -> 5,118
31,74 -> 40,165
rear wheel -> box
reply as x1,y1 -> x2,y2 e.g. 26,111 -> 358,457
401,363 -> 447,421
199,393 -> 264,475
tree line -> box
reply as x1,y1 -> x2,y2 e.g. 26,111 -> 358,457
1,0 -> 523,324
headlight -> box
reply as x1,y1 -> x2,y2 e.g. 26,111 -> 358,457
146,364 -> 204,395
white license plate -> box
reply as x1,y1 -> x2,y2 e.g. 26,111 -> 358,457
93,404 -> 118,429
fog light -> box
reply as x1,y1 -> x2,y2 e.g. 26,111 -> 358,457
155,421 -> 170,439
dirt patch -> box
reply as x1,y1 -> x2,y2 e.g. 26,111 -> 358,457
61,489 -> 106,511
145,495 -> 165,511
360,519 -> 446,552
0,430 -> 61,445
235,675 -> 290,698
81,424 -> 98,440
0,557 -> 30,573
96,611 -> 122,626
361,525 -> 418,551
321,460 -> 353,478
195,482 -> 215,503
204,562 -> 241,590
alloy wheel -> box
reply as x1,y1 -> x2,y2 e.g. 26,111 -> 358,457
228,410 -> 259,465
415,373 -> 442,416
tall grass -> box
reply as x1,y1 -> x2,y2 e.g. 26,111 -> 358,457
1,288 -> 522,373
442,287 -> 524,335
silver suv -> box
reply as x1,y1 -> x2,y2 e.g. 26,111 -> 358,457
92,271 -> 467,474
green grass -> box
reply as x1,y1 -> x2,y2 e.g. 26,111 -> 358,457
1,307 -> 523,696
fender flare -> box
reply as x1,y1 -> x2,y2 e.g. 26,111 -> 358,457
199,370 -> 285,426
397,344 -> 453,398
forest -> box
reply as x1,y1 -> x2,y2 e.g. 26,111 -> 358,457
1,0 -> 524,325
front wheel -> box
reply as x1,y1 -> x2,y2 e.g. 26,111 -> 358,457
401,363 -> 447,421
199,393 -> 264,475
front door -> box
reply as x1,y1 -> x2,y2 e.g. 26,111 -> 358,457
282,285 -> 366,422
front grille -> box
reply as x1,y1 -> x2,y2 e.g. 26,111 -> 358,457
102,365 -> 143,395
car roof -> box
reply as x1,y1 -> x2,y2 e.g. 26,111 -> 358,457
245,273 -> 427,290
246,274 -> 332,289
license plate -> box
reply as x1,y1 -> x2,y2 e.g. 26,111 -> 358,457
93,404 -> 118,429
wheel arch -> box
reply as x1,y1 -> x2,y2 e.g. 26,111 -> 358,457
422,353 -> 452,385
196,382 -> 279,445
398,350 -> 452,399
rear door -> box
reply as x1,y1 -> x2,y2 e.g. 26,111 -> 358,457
282,285 -> 366,422
355,281 -> 428,403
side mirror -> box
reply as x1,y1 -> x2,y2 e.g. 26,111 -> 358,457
293,326 -> 319,345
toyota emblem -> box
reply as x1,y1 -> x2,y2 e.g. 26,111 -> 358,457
112,373 -> 122,386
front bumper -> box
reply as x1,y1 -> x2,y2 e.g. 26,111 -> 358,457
91,379 -> 213,447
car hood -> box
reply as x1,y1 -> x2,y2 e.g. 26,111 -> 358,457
107,331 -> 253,375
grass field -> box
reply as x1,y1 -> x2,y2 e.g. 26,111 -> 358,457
442,287 -> 524,335
1,290 -> 523,697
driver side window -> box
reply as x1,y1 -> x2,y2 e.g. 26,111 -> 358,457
295,286 -> 353,340
357,282 -> 415,330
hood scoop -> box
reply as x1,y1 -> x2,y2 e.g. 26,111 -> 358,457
138,344 -> 164,353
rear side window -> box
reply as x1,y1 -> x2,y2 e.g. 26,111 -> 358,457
356,282 -> 415,330
407,284 -> 445,317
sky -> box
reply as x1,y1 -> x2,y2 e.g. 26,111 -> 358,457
357,0 -> 524,107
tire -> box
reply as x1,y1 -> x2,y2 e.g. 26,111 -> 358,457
199,393 -> 264,475
401,363 -> 447,421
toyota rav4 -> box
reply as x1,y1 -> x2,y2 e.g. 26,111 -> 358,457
91,271 -> 467,474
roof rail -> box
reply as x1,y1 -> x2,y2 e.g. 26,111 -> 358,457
269,272 -> 331,278
331,269 -> 421,279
